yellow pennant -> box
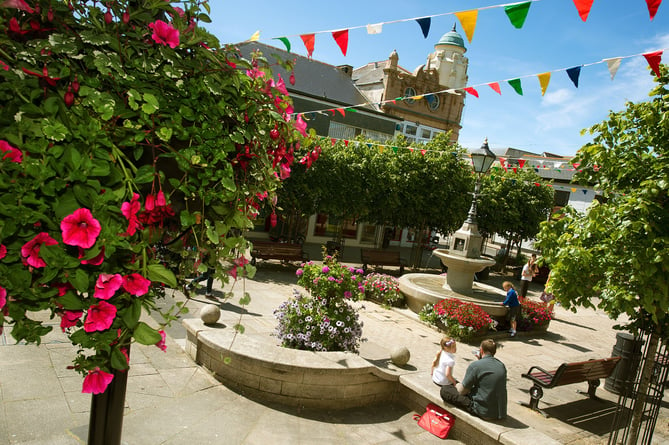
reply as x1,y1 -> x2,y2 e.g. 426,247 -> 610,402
454,10 -> 478,43
249,30 -> 261,42
537,72 -> 551,96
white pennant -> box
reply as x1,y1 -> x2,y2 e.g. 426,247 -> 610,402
366,23 -> 383,34
604,57 -> 622,80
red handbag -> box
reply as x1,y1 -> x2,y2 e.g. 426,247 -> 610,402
413,403 -> 455,439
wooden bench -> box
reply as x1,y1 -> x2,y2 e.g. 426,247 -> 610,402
250,241 -> 308,266
360,248 -> 406,274
521,356 -> 622,416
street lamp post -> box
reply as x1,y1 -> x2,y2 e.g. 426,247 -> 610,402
450,139 -> 496,259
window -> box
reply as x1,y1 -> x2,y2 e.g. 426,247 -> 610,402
427,94 -> 440,111
421,129 -> 432,139
405,125 -> 417,136
404,87 -> 416,104
313,214 -> 357,239
554,190 -> 570,207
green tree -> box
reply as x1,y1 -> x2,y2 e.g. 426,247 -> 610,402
535,66 -> 669,444
478,168 -> 554,260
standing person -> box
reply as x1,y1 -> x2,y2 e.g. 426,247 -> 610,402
440,339 -> 507,420
519,254 -> 537,301
187,267 -> 214,298
502,281 -> 520,337
432,337 -> 458,387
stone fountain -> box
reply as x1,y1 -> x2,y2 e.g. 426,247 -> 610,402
399,139 -> 508,318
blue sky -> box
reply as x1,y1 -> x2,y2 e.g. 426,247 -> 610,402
205,0 -> 669,157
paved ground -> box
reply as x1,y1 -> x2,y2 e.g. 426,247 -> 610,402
1,243 -> 668,444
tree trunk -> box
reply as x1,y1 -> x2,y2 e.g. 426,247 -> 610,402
626,331 -> 659,445
88,358 -> 130,445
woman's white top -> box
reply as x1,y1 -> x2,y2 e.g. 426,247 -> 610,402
432,351 -> 456,385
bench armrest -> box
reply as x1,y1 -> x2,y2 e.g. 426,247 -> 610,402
522,365 -> 557,387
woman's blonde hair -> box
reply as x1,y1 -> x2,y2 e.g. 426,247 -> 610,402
502,281 -> 515,290
433,337 -> 456,368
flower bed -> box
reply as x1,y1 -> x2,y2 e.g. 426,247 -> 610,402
518,300 -> 554,331
419,298 -> 496,342
362,273 -> 404,307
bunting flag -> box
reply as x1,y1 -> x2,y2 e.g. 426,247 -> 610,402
537,72 -> 551,96
336,108 -> 345,117
508,78 -> 523,95
367,23 -> 383,34
504,2 -> 532,29
300,34 -> 315,57
604,57 -> 621,80
416,17 -> 431,38
646,0 -> 663,20
566,66 -> 582,87
455,9 -> 478,43
643,50 -> 663,77
572,0 -> 594,21
332,29 -> 349,56
465,87 -> 479,98
249,30 -> 261,42
488,82 -> 502,94
274,37 -> 291,52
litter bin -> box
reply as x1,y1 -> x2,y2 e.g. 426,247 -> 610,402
605,332 -> 644,396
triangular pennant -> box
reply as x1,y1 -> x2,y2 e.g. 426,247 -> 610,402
344,140 -> 349,147
537,72 -> 551,96
274,37 -> 291,52
508,78 -> 523,95
572,0 -> 594,21
367,23 -> 383,34
566,66 -> 582,88
571,188 -> 577,193
518,159 -> 526,168
392,146 -> 398,154
488,82 -> 501,94
643,50 -> 663,77
249,30 -> 260,42
455,10 -> 478,43
582,189 -> 587,194
331,138 -> 336,146
420,149 -> 427,156
425,94 -> 435,104
412,95 -> 424,100
300,34 -> 315,57
367,143 -> 373,149
332,29 -> 349,56
646,0 -> 662,20
504,2 -> 531,29
416,17 -> 431,39
464,87 -> 479,98
336,108 -> 346,117
604,57 -> 621,80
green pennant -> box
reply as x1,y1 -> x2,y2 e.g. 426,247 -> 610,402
347,108 -> 358,113
504,2 -> 531,29
273,37 -> 291,52
508,78 -> 523,95
392,146 -> 398,154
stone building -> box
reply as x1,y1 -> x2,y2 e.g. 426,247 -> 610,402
352,25 -> 469,144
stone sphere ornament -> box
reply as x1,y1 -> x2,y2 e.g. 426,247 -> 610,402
390,346 -> 411,366
200,304 -> 221,325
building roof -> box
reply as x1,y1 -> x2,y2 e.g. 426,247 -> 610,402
435,25 -> 466,50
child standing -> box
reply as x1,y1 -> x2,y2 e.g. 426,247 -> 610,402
432,337 -> 458,386
502,281 -> 521,337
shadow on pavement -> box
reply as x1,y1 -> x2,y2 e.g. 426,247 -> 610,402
542,398 -> 624,436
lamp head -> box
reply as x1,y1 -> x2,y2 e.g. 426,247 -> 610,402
470,138 -> 496,174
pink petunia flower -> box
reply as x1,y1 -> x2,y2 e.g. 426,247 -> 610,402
122,273 -> 151,296
0,60 -> 8,71
61,208 -> 101,249
0,140 -> 23,163
0,286 -> 6,309
294,114 -> 308,137
148,20 -> 180,48
84,300 -> 117,332
60,310 -> 83,331
1,0 -> 34,13
94,273 -> 123,300
82,368 -> 114,394
21,232 -> 58,268
156,330 -> 167,352
0,244 -> 6,260
120,193 -> 142,236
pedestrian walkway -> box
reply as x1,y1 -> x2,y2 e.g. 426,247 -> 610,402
1,245 -> 668,444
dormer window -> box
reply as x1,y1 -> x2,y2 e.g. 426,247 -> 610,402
404,87 -> 416,104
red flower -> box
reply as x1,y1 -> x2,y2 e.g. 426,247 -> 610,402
2,0 -> 34,13
84,300 -> 117,332
156,330 -> 167,352
94,273 -> 123,300
121,193 -> 142,236
122,273 -> 151,296
59,310 -> 82,331
0,286 -> 6,309
0,140 -> 23,163
82,368 -> 114,394
21,232 -> 58,268
61,208 -> 101,249
0,244 -> 6,260
148,20 -> 180,48
139,190 -> 174,226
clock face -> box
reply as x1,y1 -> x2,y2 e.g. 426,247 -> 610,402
428,94 -> 440,111
404,87 -> 416,104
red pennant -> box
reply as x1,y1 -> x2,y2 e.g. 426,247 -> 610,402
409,148 -> 414,152
646,0 -> 662,19
344,140 -> 349,147
512,167 -> 517,173
420,149 -> 426,156
464,87 -> 479,98
534,182 -> 540,186
499,157 -> 506,166
331,138 -> 336,146
488,82 -> 501,95
332,30 -> 349,56
572,0 -> 594,21
643,50 -> 663,77
336,108 -> 346,117
518,159 -> 526,168
300,34 -> 315,57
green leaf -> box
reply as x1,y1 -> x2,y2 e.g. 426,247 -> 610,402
71,269 -> 90,293
133,322 -> 162,345
157,126 -> 173,142
127,89 -> 141,111
41,119 -> 69,141
142,93 -> 159,114
147,263 -> 177,288
122,298 -> 142,329
134,165 -> 156,184
56,291 -> 86,310
111,347 -> 129,370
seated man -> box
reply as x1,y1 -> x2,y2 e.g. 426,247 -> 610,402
440,338 -> 507,420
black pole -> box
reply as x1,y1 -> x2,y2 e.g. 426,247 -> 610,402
87,349 -> 130,445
